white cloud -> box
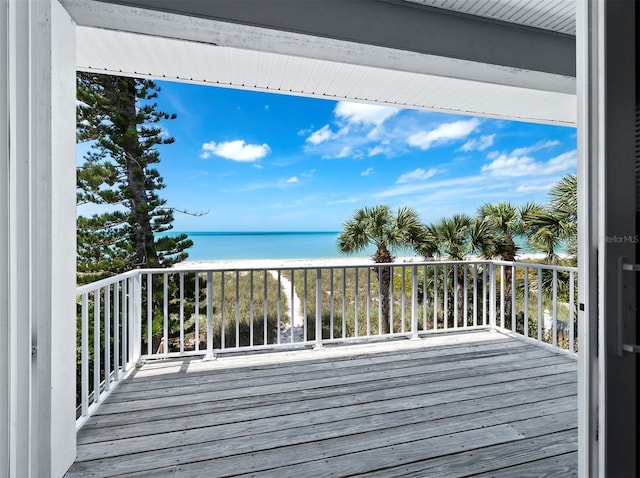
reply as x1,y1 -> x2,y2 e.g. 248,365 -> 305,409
335,146 -> 352,158
374,175 -> 483,199
327,197 -> 361,205
511,140 -> 560,156
361,167 -> 374,176
306,125 -> 348,145
286,176 -> 299,183
396,168 -> 437,184
201,140 -> 270,162
481,149 -> 576,177
368,145 -> 385,157
334,101 -> 399,126
459,134 -> 495,152
407,118 -> 480,150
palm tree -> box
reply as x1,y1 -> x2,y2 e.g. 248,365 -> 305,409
423,214 -> 495,327
522,174 -> 577,262
477,202 -> 527,327
337,205 -> 425,334
476,202 -> 523,261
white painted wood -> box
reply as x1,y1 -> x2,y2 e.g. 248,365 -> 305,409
64,7 -> 576,125
0,2 -> 9,475
576,1 -> 602,475
1,1 -> 76,475
407,0 -> 576,35
7,1 -> 32,474
32,2 -> 77,475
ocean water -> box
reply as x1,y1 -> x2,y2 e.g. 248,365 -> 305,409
171,231 -> 384,262
167,231 -> 544,262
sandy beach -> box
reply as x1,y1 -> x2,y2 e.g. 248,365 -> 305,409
171,252 -> 565,271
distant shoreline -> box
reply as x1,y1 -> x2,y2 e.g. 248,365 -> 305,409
174,253 -> 572,271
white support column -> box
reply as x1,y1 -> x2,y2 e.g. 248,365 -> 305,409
1,3 -> 10,477
1,1 -> 77,476
576,1 -> 601,471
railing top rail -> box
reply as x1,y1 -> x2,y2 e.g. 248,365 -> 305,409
492,260 -> 578,273
76,269 -> 140,296
136,259 -> 497,274
75,258 -> 578,294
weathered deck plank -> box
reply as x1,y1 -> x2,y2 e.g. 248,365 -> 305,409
66,331 -> 578,478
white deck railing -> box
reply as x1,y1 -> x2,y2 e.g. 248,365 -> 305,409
75,259 -> 577,427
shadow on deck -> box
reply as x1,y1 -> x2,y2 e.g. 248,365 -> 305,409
66,330 -> 578,477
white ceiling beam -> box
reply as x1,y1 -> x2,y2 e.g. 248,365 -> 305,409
62,0 -> 575,95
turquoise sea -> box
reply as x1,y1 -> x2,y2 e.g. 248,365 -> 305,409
166,231 -> 542,262
170,231 -> 374,262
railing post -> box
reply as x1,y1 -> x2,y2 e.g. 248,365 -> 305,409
315,268 -> 323,349
489,262 -> 497,328
206,271 -> 214,359
411,265 -> 419,339
130,273 -> 142,365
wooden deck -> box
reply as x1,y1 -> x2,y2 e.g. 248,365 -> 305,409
66,330 -> 578,477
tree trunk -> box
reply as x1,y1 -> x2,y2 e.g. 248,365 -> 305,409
120,78 -> 159,268
374,244 -> 393,334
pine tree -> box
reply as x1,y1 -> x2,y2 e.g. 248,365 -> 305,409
76,73 -> 192,283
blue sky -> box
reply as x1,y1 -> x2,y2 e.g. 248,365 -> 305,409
82,79 -> 578,232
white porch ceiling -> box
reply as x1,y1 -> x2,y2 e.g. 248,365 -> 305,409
405,0 -> 576,35
68,0 -> 577,126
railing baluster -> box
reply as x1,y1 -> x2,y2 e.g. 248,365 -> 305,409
236,271 -> 240,348
411,266 -> 418,339
303,269 -> 308,342
276,270 -> 281,345
315,268 -> 323,348
354,267 -> 359,337
114,283 -> 120,381
472,264 -> 477,327
552,269 -> 558,347
146,273 -> 152,355
433,265 -> 438,332
377,266 -> 382,335
206,271 -> 213,358
93,290 -> 101,405
81,293 -> 89,416
511,264 -> 516,333
180,272 -> 184,354
524,267 -> 529,338
263,270 -> 268,346
195,272 -> 200,352
423,265 -> 427,332
482,265 -> 487,326
489,263 -> 496,328
250,271 -> 254,347
162,273 -> 168,356
401,266 -> 406,333
537,268 -> 543,342
389,266 -> 394,333
569,270 -> 575,352
463,264 -> 468,327
121,279 -> 128,371
290,270 -> 294,344
330,268 -> 334,340
343,267 -> 347,339
104,285 -> 111,392
443,265 -> 448,330
453,264 -> 458,328
366,266 -> 371,336
130,275 -> 141,365
500,265 -> 505,329
221,271 -> 226,350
